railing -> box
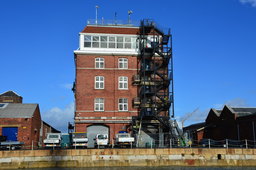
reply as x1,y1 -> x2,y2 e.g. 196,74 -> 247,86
87,19 -> 139,27
2,138 -> 256,151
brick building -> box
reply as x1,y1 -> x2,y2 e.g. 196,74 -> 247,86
73,22 -> 141,147
204,105 -> 256,141
184,105 -> 256,145
0,91 -> 22,103
0,103 -> 41,148
0,91 -> 59,148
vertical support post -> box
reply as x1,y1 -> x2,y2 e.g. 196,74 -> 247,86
136,121 -> 142,147
75,140 -> 76,150
226,139 -> 228,149
32,140 -> 34,150
170,139 -> 172,148
208,139 -> 211,149
151,140 -> 153,149
245,139 -> 248,149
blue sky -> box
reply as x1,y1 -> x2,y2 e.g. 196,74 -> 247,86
1,0 -> 256,132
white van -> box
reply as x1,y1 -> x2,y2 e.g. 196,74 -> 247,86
95,134 -> 108,148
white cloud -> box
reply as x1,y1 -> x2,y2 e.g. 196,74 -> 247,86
240,0 -> 256,7
178,108 -> 208,128
60,83 -> 73,90
214,98 -> 248,109
224,98 -> 248,107
42,103 -> 74,133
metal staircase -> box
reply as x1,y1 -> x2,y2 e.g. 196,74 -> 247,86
132,19 -> 177,147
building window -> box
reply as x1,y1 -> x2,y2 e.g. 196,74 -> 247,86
84,35 -> 136,49
109,36 -> 116,48
92,36 -> 100,48
95,98 -> 104,111
84,35 -> 91,47
119,98 -> 128,111
117,37 -> 124,48
118,58 -> 128,69
124,37 -> 132,49
95,76 -> 104,89
95,58 -> 104,69
119,76 -> 128,89
100,36 -> 108,48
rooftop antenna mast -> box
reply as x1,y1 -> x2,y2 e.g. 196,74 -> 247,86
114,12 -> 117,25
128,10 -> 133,24
95,5 -> 99,25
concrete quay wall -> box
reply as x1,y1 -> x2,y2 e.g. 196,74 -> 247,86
0,148 -> 256,169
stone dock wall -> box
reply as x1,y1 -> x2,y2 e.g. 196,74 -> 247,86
0,148 -> 256,169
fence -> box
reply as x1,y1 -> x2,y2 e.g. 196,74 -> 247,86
137,138 -> 256,149
1,138 -> 256,151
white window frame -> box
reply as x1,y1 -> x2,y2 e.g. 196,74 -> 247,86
95,76 -> 104,89
92,36 -> 100,48
94,98 -> 104,111
95,58 -> 105,69
83,34 -> 137,49
100,36 -> 108,48
124,37 -> 132,49
84,35 -> 92,47
118,58 -> 128,69
118,76 -> 128,90
118,98 -> 128,111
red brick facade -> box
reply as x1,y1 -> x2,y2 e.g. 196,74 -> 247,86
74,26 -> 140,143
0,104 -> 59,148
0,91 -> 22,103
75,54 -> 139,142
0,106 -> 41,148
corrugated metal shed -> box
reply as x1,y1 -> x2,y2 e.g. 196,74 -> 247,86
0,103 -> 37,118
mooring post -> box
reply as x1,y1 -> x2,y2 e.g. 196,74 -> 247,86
208,139 -> 210,149
245,139 -> 248,149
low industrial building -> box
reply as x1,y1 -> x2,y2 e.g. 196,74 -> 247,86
0,91 -> 59,148
184,105 -> 256,144
183,122 -> 205,144
204,105 -> 256,141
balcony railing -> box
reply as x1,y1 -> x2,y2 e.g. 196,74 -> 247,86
87,19 -> 139,27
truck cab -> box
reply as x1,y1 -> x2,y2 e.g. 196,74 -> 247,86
94,134 -> 108,148
115,132 -> 134,148
43,133 -> 61,148
72,132 -> 88,148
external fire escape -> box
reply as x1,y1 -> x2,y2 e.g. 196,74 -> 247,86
132,19 -> 176,147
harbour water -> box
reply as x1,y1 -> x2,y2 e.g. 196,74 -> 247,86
21,167 -> 256,170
